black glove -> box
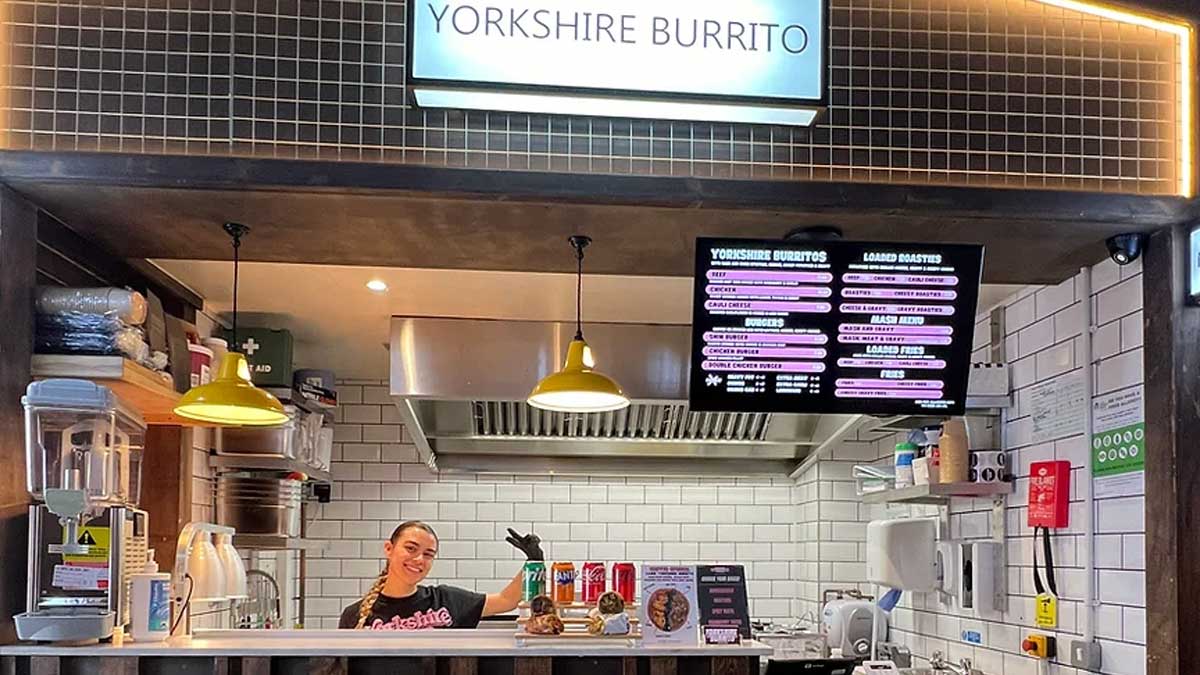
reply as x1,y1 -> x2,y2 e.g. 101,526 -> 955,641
505,528 -> 544,561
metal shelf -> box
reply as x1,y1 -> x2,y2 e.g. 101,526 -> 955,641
865,395 -> 1011,435
209,454 -> 332,483
263,387 -> 337,420
861,481 -> 1013,505
234,534 -> 328,551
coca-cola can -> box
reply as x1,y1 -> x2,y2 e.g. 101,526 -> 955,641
581,562 -> 607,603
612,562 -> 636,603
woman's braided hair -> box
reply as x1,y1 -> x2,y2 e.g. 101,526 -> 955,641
354,520 -> 439,629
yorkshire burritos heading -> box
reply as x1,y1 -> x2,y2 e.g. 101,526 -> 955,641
410,0 -> 826,102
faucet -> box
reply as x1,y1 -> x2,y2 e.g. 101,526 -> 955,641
928,651 -> 983,675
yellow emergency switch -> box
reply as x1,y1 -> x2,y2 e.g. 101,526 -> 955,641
1022,634 -> 1056,659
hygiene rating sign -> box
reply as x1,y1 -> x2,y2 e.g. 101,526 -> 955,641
1091,386 -> 1145,498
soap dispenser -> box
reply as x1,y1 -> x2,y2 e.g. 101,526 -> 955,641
130,551 -> 171,641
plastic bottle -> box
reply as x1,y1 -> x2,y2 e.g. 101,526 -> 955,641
130,553 -> 171,642
893,443 -> 917,489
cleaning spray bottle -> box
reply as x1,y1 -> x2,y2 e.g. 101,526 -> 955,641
130,550 -> 171,642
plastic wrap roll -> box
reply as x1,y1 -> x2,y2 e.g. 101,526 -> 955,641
35,312 -> 150,363
36,287 -> 148,325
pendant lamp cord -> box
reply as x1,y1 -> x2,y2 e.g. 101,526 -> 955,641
575,241 -> 583,340
569,235 -> 590,340
224,222 -> 250,350
232,231 -> 240,347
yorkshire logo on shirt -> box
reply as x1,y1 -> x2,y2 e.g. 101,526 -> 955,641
370,607 -> 453,630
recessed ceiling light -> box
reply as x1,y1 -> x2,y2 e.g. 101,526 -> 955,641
366,279 -> 388,292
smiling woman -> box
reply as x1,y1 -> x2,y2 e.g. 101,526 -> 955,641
339,521 -> 543,630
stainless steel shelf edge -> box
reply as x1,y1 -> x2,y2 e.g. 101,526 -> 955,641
861,481 -> 1014,504
263,387 -> 337,420
209,454 -> 332,483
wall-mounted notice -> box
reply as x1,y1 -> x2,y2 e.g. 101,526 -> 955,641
1029,371 -> 1087,444
689,238 -> 983,415
696,565 -> 750,640
1092,386 -> 1145,498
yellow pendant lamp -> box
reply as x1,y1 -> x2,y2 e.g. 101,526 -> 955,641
174,223 -> 289,426
528,235 -> 630,413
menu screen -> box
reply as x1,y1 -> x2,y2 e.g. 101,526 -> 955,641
689,237 -> 983,415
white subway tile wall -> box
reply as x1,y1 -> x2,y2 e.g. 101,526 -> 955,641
797,257 -> 1145,675
304,401 -> 799,629
249,258 -> 1147,672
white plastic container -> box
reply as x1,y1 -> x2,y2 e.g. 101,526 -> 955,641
129,554 -> 171,642
201,337 -> 229,364
215,533 -> 248,599
912,456 -> 931,486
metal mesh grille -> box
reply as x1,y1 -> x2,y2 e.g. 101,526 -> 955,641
472,401 -> 772,442
0,0 -> 1188,194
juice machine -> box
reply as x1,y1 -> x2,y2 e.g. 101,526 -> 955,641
16,379 -> 149,643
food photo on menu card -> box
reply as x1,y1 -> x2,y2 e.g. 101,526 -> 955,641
640,565 -> 700,646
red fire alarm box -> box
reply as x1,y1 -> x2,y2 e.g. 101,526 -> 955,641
1028,460 -> 1071,528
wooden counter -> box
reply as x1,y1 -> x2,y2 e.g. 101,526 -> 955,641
0,629 -> 772,675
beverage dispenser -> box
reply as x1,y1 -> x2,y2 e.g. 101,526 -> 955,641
16,379 -> 149,643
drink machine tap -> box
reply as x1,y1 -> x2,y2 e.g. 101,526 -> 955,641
16,379 -> 149,643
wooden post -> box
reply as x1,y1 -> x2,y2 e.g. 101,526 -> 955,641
142,427 -> 191,572
1144,224 -> 1200,675
0,186 -> 37,644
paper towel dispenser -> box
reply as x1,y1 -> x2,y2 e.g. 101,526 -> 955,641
866,519 -> 937,592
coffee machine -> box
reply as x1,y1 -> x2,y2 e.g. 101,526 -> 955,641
16,379 -> 149,643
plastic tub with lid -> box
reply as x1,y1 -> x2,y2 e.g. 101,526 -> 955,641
187,343 -> 214,388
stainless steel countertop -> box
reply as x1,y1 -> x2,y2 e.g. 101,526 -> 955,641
0,628 -> 774,658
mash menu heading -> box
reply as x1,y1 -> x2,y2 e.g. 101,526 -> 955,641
689,238 -> 983,416
410,0 -> 825,102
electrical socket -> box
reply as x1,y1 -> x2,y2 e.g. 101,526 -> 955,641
1070,640 -> 1102,669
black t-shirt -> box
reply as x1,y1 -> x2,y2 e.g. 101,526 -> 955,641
338,585 -> 486,630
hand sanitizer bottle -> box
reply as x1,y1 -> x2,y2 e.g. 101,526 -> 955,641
130,551 -> 172,642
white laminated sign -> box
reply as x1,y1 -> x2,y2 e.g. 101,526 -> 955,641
641,565 -> 699,646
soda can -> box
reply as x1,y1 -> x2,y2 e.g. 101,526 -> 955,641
612,562 -> 636,604
551,562 -> 576,604
522,561 -> 546,602
581,562 -> 607,603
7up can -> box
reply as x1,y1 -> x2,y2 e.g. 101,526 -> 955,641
522,561 -> 546,601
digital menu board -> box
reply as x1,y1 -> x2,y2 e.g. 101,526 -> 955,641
689,237 -> 983,415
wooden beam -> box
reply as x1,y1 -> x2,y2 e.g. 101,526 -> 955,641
1143,223 -> 1200,675
0,150 -> 1190,227
0,186 -> 37,644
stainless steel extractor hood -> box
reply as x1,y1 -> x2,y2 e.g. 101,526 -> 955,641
389,317 -> 866,476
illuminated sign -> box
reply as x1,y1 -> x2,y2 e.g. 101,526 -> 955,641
408,0 -> 826,126
1190,225 -> 1200,305
689,238 -> 983,416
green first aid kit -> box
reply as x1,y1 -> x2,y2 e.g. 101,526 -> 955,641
222,327 -> 294,388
